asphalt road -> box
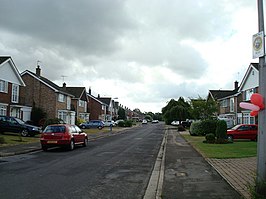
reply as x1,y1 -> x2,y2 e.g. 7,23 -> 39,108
0,123 -> 165,199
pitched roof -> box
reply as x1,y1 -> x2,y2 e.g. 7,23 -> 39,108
208,90 -> 238,100
0,56 -> 10,64
238,63 -> 259,91
64,87 -> 86,99
87,93 -> 108,106
21,70 -> 74,97
99,97 -> 111,106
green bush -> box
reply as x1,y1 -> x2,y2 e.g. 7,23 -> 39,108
216,120 -> 227,140
76,118 -> 85,126
43,118 -> 64,129
204,133 -> 216,143
189,120 -> 217,136
117,121 -> 125,127
124,120 -> 133,127
189,121 -> 202,136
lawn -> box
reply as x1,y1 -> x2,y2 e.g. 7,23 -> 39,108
0,133 -> 40,147
181,134 -> 257,159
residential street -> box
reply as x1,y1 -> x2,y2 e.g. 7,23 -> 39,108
0,124 -> 165,199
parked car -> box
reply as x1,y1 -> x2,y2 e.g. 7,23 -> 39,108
227,124 -> 258,141
40,124 -> 88,151
0,116 -> 41,137
79,120 -> 104,129
171,121 -> 179,126
104,120 -> 116,127
114,119 -> 124,125
142,119 -> 148,124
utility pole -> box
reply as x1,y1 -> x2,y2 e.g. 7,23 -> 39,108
257,0 -> 266,195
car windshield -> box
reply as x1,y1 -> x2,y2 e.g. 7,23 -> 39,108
14,118 -> 25,125
44,126 -> 66,133
231,125 -> 241,130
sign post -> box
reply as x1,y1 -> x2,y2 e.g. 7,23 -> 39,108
256,0 -> 266,196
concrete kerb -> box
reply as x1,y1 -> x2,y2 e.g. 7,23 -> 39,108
143,127 -> 168,199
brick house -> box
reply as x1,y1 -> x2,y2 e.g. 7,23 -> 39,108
62,84 -> 89,122
87,89 -> 107,121
207,63 -> 259,125
0,56 -> 32,120
20,65 -> 76,124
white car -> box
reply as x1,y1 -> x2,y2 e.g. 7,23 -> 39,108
142,119 -> 148,124
171,121 -> 179,126
104,120 -> 116,127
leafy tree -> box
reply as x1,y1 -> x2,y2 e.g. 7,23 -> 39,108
190,97 -> 218,120
118,107 -> 126,120
162,97 -> 191,125
31,106 -> 47,126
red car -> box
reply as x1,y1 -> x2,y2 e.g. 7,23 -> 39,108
227,124 -> 258,141
40,124 -> 88,151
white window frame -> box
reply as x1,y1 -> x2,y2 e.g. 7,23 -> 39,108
0,80 -> 8,93
0,104 -> 7,116
230,98 -> 234,112
67,96 -> 71,110
11,84 -> 19,103
58,93 -> 66,102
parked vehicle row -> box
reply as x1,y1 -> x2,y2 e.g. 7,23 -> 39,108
227,124 -> 258,141
0,116 -> 42,137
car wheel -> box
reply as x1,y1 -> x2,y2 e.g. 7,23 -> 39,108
42,145 -> 48,151
227,135 -> 233,142
98,126 -> 102,130
83,138 -> 88,147
69,140 -> 75,150
81,125 -> 86,129
21,129 -> 29,137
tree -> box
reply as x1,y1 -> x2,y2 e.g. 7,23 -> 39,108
118,107 -> 126,120
162,97 -> 191,125
190,97 -> 218,120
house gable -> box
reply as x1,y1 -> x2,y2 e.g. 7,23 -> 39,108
238,63 -> 259,92
0,56 -> 25,86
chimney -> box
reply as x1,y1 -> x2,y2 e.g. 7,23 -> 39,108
63,82 -> 66,91
36,65 -> 41,76
89,87 -> 91,95
98,94 -> 100,98
234,81 -> 238,90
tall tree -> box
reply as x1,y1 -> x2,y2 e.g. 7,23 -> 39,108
190,97 -> 218,120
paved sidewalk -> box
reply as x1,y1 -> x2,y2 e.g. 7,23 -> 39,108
162,129 -> 241,198
207,157 -> 257,199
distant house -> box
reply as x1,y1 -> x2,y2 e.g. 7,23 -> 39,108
98,96 -> 116,121
20,65 -> 76,124
207,63 -> 259,125
62,84 -> 89,122
0,56 -> 31,120
87,89 -> 108,121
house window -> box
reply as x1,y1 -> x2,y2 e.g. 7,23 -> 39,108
0,105 -> 7,116
67,96 -> 71,110
58,111 -> 67,123
11,84 -> 19,103
58,94 -> 66,102
79,100 -> 85,107
244,89 -> 255,101
220,99 -> 228,107
230,98 -> 234,112
84,101 -> 87,112
0,80 -> 8,93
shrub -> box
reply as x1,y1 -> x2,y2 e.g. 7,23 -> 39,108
201,120 -> 217,135
216,120 -> 227,140
205,133 -> 216,143
117,121 -> 125,127
124,120 -> 133,127
76,118 -> 85,126
189,121 -> 202,136
43,118 -> 64,129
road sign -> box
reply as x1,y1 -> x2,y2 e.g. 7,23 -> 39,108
253,31 -> 264,59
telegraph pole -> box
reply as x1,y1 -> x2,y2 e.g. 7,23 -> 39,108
256,0 -> 266,195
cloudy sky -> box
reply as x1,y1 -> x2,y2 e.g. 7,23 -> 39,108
0,0 -> 261,113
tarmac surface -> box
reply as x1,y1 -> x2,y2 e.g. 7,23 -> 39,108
0,126 -> 257,199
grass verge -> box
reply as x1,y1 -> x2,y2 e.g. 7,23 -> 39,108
0,133 -> 40,147
181,134 -> 257,159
